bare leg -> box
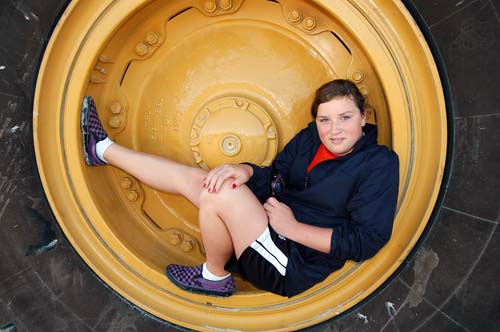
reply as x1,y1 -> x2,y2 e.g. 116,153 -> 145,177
101,144 -> 268,282
198,182 -> 268,276
103,143 -> 268,276
103,144 -> 207,207
198,203 -> 234,276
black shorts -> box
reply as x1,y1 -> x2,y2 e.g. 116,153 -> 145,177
226,226 -> 289,296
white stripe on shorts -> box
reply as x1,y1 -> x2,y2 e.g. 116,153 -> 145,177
250,227 -> 288,276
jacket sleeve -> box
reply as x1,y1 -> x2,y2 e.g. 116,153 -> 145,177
244,128 -> 305,203
330,152 -> 399,261
243,163 -> 273,203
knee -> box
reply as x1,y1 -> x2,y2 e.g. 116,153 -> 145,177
199,181 -> 234,209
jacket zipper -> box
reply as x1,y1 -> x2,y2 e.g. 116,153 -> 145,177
304,175 -> 309,189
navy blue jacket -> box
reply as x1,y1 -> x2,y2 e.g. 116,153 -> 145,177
245,122 -> 399,296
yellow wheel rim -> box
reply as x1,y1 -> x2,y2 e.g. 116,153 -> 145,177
34,0 -> 447,330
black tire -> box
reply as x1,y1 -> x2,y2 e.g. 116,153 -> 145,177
0,1 -> 498,331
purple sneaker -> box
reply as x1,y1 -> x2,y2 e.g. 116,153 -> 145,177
80,96 -> 108,166
166,264 -> 235,297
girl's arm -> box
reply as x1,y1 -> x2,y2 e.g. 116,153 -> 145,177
263,197 -> 333,254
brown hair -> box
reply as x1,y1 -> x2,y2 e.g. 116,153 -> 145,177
311,79 -> 365,118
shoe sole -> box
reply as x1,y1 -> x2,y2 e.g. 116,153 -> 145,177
165,268 -> 235,298
80,96 -> 92,166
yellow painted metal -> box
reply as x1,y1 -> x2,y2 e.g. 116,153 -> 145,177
33,0 -> 447,330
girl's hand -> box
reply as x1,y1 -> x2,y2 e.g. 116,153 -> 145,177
263,197 -> 298,237
203,163 -> 253,193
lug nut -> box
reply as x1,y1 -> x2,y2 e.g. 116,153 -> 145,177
359,85 -> 369,96
352,71 -> 364,83
303,17 -> 317,31
169,233 -> 182,246
204,0 -> 217,13
127,190 -> 139,202
145,31 -> 160,46
108,116 -> 122,128
90,74 -> 105,84
290,9 -> 303,23
121,177 -> 132,189
181,239 -> 194,253
135,42 -> 150,56
109,101 -> 122,114
220,0 -> 233,10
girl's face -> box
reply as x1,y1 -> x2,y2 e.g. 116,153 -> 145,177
315,96 -> 366,156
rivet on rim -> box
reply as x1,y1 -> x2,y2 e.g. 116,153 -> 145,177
98,54 -> 113,63
351,71 -> 364,83
359,85 -> 369,96
220,0 -> 233,10
90,74 -> 106,84
290,9 -> 303,23
303,17 -> 317,31
204,0 -> 217,13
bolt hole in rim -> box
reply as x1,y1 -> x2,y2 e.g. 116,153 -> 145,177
34,0 -> 446,331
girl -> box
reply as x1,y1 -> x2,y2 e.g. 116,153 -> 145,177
80,79 -> 399,297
